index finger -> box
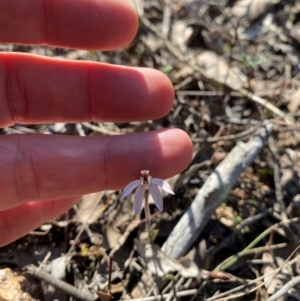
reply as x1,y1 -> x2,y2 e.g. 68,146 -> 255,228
0,0 -> 138,50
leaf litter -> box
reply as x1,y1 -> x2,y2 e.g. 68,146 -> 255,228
2,0 -> 300,300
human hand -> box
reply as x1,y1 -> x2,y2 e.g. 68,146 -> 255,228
0,0 -> 193,246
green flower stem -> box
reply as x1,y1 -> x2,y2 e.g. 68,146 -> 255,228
216,226 -> 273,271
144,190 -> 151,234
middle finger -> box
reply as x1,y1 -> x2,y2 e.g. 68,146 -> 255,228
0,53 -> 174,127
0,129 -> 192,210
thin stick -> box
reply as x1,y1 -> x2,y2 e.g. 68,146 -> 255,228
25,265 -> 97,301
81,122 -> 122,135
267,275 -> 300,301
176,90 -> 243,96
268,135 -> 295,243
116,289 -> 199,301
162,0 -> 172,38
192,124 -> 260,143
108,256 -> 112,294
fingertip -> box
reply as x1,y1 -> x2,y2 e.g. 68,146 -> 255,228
105,0 -> 139,49
96,66 -> 175,121
53,0 -> 139,50
141,68 -> 175,118
122,128 -> 193,181
159,128 -> 193,172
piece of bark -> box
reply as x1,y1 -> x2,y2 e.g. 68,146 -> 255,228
162,124 -> 273,259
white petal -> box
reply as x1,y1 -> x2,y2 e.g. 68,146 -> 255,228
134,185 -> 145,214
120,180 -> 141,199
151,178 -> 175,195
149,183 -> 163,211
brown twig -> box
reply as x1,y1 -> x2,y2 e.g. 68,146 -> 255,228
162,0 -> 172,38
268,136 -> 286,215
192,124 -> 261,143
81,122 -> 122,135
268,135 -> 296,243
108,256 -> 113,294
176,90 -> 243,96
25,265 -> 98,301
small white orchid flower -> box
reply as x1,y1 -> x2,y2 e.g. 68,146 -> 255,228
120,170 -> 175,215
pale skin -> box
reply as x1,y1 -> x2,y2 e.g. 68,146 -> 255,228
0,0 -> 193,246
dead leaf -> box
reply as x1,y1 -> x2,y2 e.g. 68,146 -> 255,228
196,51 -> 248,90
172,0 -> 205,17
288,88 -> 300,114
171,20 -> 193,52
97,290 -> 113,301
263,250 -> 283,296
104,197 -> 137,250
263,244 -> 298,299
77,192 -> 109,224
128,0 -> 144,16
232,0 -> 280,22
135,240 -> 200,278
251,79 -> 281,97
